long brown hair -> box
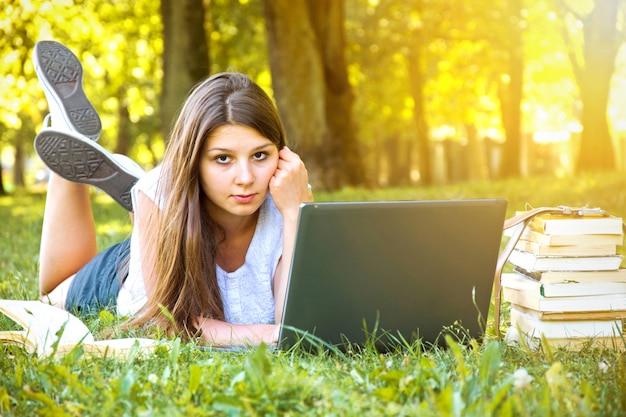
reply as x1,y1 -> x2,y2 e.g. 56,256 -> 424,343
130,73 -> 286,338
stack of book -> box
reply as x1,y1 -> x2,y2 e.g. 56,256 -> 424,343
502,210 -> 626,350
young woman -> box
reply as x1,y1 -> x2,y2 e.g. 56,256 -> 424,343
33,41 -> 313,347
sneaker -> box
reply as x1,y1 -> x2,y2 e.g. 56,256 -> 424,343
33,40 -> 102,140
41,113 -> 52,129
34,130 -> 142,212
111,154 -> 146,180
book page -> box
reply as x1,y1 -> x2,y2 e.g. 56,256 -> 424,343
55,338 -> 158,359
0,330 -> 35,353
0,300 -> 94,356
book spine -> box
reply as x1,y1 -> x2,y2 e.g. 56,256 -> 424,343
502,272 -> 626,297
508,250 -> 623,272
513,266 -> 626,284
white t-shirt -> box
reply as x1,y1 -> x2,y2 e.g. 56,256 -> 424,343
116,165 -> 283,324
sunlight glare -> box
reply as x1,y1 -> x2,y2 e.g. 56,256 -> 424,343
533,131 -> 569,143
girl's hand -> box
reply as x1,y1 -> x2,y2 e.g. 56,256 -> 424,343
269,147 -> 312,324
269,147 -> 313,221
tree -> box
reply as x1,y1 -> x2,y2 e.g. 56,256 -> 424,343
209,0 -> 268,79
0,158 -> 5,195
346,0 -> 520,185
263,0 -> 365,189
263,0 -> 327,186
160,0 -> 210,141
404,1 -> 433,185
307,0 -> 366,187
496,0 -> 524,178
424,0 -> 499,183
0,0 -> 167,191
345,0 -> 436,186
560,0 -> 622,172
0,0 -> 40,191
76,0 -> 164,161
407,31 -> 432,186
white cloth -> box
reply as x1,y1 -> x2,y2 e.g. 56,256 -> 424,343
117,165 -> 283,324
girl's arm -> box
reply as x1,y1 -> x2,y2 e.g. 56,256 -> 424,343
195,318 -> 279,347
269,147 -> 313,323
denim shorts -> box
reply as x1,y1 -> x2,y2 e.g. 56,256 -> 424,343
65,239 -> 130,314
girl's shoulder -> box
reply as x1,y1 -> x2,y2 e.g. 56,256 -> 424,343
132,165 -> 164,207
138,165 -> 162,186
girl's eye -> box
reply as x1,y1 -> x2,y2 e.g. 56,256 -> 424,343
252,152 -> 267,161
215,155 -> 231,164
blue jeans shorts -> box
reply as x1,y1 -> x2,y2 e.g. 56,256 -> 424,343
65,239 -> 130,314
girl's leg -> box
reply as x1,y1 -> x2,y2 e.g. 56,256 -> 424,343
33,40 -> 142,304
39,172 -> 97,296
35,129 -> 144,302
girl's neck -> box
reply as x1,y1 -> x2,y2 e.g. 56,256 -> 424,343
218,210 -> 259,239
202,195 -> 259,237
212,209 -> 260,273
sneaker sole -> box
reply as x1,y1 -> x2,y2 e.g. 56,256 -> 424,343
33,41 -> 102,140
35,131 -> 137,211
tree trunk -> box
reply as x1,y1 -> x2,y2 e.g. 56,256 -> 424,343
263,0 -> 328,187
114,88 -> 132,155
160,0 -> 209,140
0,156 -> 5,195
576,0 -> 619,172
498,0 -> 524,178
306,0 -> 366,188
407,38 -> 432,186
465,123 -> 488,181
386,135 -> 411,187
13,141 -> 25,188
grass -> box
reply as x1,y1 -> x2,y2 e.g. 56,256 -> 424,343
2,172 -> 626,416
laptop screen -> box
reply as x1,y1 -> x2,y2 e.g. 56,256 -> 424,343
279,198 -> 507,351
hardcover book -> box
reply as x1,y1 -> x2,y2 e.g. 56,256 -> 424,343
502,272 -> 626,298
502,285 -> 626,313
506,326 -> 625,351
513,266 -> 626,284
510,307 -> 624,339
508,249 -> 623,272
519,229 -> 624,246
529,213 -> 623,235
512,304 -> 626,321
514,240 -> 617,257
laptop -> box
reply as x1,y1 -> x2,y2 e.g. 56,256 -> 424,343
278,198 -> 507,351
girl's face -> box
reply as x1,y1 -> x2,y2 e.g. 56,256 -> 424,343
200,124 -> 279,222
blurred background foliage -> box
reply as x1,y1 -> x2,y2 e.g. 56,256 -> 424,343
0,0 -> 625,192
